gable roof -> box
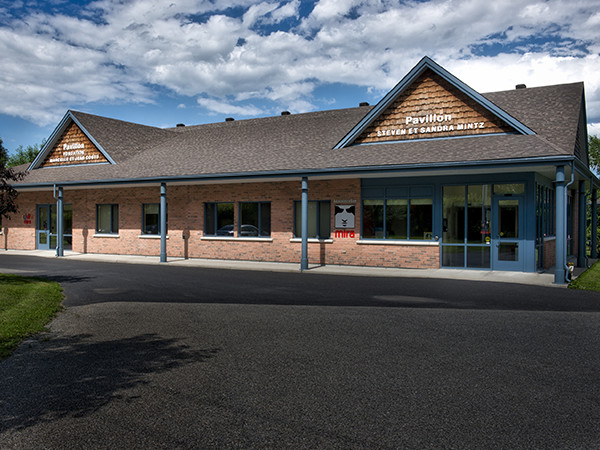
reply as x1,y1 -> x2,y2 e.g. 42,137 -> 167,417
334,56 -> 535,149
14,61 -> 589,189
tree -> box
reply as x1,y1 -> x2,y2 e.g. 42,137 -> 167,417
0,138 -> 25,221
589,135 -> 600,173
6,140 -> 44,168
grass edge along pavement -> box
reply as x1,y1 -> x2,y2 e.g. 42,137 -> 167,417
569,261 -> 600,291
0,273 -> 63,360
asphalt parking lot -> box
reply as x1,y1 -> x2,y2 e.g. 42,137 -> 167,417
1,254 -> 599,448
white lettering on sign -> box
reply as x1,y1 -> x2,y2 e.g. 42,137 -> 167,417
405,114 -> 452,125
63,143 -> 85,151
375,112 -> 486,139
48,153 -> 100,164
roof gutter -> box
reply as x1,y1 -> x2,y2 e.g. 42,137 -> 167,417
14,155 -> 576,190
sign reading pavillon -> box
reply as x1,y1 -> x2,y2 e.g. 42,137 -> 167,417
40,122 -> 108,168
355,68 -> 515,144
376,113 -> 486,138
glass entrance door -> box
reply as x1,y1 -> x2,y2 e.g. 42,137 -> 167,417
36,204 -> 73,250
36,205 -> 51,250
492,197 -> 524,271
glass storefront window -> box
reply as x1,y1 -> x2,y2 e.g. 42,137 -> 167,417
493,183 -> 525,195
362,194 -> 432,241
294,201 -> 330,239
362,199 -> 384,239
443,185 -> 465,244
410,198 -> 433,240
467,185 -> 491,244
467,246 -> 491,268
386,199 -> 407,239
443,185 -> 492,269
442,246 -> 464,267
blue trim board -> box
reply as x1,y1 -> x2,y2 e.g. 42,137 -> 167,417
16,155 -> 577,190
334,56 -> 535,149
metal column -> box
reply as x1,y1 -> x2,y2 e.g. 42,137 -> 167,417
578,180 -> 586,267
592,188 -> 598,259
554,166 -> 566,284
160,182 -> 167,263
56,186 -> 64,257
300,177 -> 309,271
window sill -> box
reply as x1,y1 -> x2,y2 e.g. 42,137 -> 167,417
357,239 -> 439,246
93,233 -> 120,238
138,235 -> 169,239
289,238 -> 334,244
201,236 -> 273,242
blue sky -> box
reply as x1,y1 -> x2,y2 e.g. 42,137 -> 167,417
1,0 -> 599,155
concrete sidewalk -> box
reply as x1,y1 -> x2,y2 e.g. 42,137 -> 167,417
1,249 -> 567,287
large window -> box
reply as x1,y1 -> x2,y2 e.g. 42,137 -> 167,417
362,195 -> 432,240
535,184 -> 556,269
240,202 -> 271,237
294,200 -> 330,239
442,185 -> 491,268
205,202 -> 234,236
142,203 -> 166,235
96,204 -> 118,234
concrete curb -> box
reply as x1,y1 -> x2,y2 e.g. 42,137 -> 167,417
0,249 -> 564,287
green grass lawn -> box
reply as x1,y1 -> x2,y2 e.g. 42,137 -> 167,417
0,274 -> 64,359
569,262 -> 600,291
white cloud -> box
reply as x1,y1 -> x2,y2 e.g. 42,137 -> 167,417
0,0 -> 599,128
197,97 -> 264,116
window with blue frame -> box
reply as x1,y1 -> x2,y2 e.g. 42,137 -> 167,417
362,189 -> 432,240
240,202 -> 271,237
142,203 -> 166,235
96,204 -> 119,234
205,202 -> 235,236
535,183 -> 556,269
294,200 -> 330,238
442,184 -> 493,268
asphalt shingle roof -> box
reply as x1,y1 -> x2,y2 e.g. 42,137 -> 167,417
16,81 -> 585,187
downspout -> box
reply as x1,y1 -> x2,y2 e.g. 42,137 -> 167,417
300,177 -> 309,271
53,185 -> 64,257
591,179 -> 598,259
564,162 -> 575,282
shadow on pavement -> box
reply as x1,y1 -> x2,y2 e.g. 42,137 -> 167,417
0,333 -> 219,434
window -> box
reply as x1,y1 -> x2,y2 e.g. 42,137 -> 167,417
142,203 -> 166,235
362,196 -> 432,240
294,200 -> 330,239
442,185 -> 491,268
96,204 -> 119,234
240,202 -> 271,237
205,202 -> 234,236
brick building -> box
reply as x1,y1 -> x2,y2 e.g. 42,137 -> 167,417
6,57 -> 599,283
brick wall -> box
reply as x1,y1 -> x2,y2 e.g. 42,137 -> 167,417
5,180 -> 441,269
543,238 -> 556,269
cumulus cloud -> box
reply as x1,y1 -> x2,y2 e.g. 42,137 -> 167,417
197,97 -> 264,116
0,0 -> 599,128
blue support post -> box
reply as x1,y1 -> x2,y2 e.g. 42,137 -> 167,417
160,182 -> 167,263
554,166 -> 566,284
592,188 -> 598,259
578,180 -> 586,267
300,177 -> 309,271
56,186 -> 64,257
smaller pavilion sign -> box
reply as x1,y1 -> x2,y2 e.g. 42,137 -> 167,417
40,122 -> 108,168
